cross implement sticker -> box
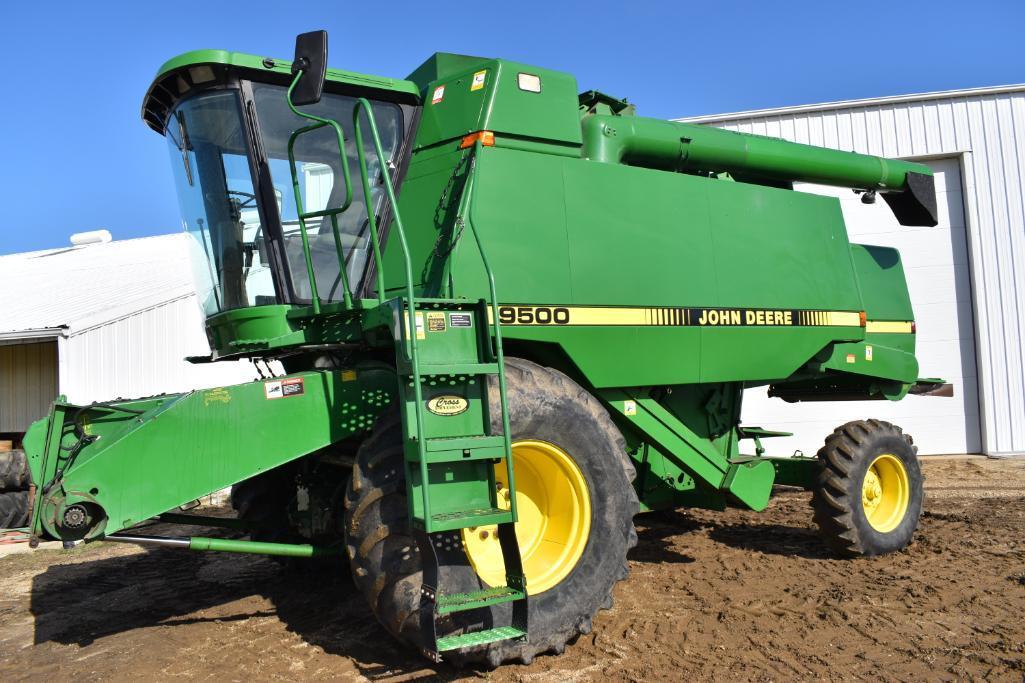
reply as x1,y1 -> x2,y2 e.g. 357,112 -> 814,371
432,85 -> 445,104
471,70 -> 487,91
264,377 -> 305,400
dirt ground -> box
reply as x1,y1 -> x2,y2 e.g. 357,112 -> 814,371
1,456 -> 1023,682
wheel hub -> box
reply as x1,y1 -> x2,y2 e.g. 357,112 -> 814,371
861,454 -> 910,533
462,439 -> 591,595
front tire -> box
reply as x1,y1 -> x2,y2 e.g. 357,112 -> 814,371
344,358 -> 638,665
812,419 -> 923,557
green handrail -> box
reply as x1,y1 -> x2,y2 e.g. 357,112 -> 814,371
351,97 -> 429,519
460,141 -> 517,523
284,72 -> 355,312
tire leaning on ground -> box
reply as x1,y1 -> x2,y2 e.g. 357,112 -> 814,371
0,490 -> 30,528
344,357 -> 639,666
812,419 -> 923,557
0,450 -> 30,491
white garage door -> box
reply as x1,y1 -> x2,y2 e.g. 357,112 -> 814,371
742,158 -> 981,455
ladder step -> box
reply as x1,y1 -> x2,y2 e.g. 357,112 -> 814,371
437,586 -> 526,614
425,435 -> 505,452
436,626 -> 527,652
417,436 -> 507,465
403,362 -> 499,376
422,507 -> 513,532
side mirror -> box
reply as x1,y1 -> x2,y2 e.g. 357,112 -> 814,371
290,30 -> 328,106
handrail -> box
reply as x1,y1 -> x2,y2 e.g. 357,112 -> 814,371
284,72 -> 355,312
351,97 -> 429,518
460,141 -> 517,522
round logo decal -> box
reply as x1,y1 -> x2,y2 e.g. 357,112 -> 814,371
426,395 -> 469,416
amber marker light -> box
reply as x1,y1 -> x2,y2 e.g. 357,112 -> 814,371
460,131 -> 495,148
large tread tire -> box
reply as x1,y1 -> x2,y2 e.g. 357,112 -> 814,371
0,450 -> 29,491
344,357 -> 639,666
0,490 -> 30,528
812,419 -> 923,557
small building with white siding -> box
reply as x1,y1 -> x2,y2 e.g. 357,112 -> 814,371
0,233 -> 259,444
679,84 -> 1025,457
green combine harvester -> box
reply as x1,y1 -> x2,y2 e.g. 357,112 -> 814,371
17,31 -> 950,666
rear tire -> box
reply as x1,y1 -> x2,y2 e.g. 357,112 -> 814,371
344,358 -> 638,666
0,450 -> 29,491
812,419 -> 923,557
0,490 -> 29,528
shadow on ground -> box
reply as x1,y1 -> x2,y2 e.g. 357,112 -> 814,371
29,547 -> 467,680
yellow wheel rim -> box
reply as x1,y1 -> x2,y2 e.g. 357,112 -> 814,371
462,440 -> 591,595
861,454 -> 910,533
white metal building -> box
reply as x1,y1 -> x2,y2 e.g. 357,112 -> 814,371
679,84 -> 1025,457
0,233 -> 259,441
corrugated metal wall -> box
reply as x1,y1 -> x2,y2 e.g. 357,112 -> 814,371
0,341 -> 58,432
59,294 -> 259,404
684,88 -> 1025,455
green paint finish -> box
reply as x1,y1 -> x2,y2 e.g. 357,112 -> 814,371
26,366 -> 396,540
187,536 -> 342,557
437,585 -> 526,614
437,626 -> 527,652
581,115 -> 932,190
411,57 -> 582,150
767,457 -> 822,489
850,243 -> 916,334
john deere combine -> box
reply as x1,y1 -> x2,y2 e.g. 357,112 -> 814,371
20,31 -> 949,665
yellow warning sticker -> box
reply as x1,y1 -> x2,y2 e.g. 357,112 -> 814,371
471,70 -> 487,91
403,312 -> 426,340
426,311 -> 446,332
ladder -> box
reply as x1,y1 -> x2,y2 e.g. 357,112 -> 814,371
285,75 -> 527,659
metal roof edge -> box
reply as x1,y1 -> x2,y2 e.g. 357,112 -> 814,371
0,327 -> 66,341
675,83 -> 1025,124
66,291 -> 197,338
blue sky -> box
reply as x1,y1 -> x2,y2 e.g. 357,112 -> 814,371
2,1 -> 1022,255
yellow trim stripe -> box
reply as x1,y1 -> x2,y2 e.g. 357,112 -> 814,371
865,320 -> 914,334
488,305 -> 869,328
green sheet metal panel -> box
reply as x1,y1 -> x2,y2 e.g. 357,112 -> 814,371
444,146 -> 869,388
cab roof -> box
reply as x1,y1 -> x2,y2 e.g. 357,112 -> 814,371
141,49 -> 421,134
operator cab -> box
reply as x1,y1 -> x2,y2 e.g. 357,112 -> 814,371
142,37 -> 419,318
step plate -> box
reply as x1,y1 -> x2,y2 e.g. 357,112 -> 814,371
437,586 -> 526,614
437,626 -> 527,652
425,507 -> 514,532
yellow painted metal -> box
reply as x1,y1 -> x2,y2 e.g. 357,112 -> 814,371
861,454 -> 910,533
865,320 -> 915,334
462,440 -> 591,594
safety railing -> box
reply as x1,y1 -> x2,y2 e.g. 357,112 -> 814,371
283,72 -> 513,524
283,72 -> 429,483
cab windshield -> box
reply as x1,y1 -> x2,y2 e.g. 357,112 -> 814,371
166,84 -> 404,315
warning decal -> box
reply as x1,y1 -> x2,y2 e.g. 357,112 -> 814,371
432,85 -> 445,104
265,377 -> 305,400
427,311 -> 446,332
471,70 -> 487,91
